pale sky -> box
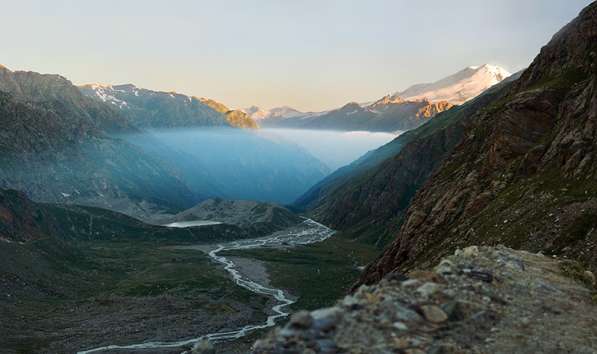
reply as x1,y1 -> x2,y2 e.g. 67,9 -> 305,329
0,0 -> 592,111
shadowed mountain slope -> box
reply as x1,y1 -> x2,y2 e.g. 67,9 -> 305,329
295,74 -> 520,246
0,67 -> 195,218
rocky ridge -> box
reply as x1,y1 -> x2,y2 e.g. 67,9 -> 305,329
79,83 -> 230,129
0,66 -> 131,133
252,245 -> 597,354
261,97 -> 453,132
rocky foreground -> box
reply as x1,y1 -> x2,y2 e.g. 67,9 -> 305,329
250,246 -> 597,354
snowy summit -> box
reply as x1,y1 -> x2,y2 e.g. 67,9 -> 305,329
396,64 -> 512,105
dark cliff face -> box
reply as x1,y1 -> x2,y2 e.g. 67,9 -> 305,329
359,2 -> 597,285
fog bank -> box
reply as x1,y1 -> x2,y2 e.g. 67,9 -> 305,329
122,127 -> 330,205
257,128 -> 400,170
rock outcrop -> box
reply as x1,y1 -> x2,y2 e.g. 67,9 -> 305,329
253,246 -> 597,353
200,97 -> 259,129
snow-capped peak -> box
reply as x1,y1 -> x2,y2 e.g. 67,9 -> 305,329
397,64 -> 511,105
81,83 -> 201,109
472,64 -> 511,80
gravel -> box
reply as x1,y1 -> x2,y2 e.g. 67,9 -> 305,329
251,245 -> 597,353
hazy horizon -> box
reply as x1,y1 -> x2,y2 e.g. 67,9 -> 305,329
1,0 -> 592,111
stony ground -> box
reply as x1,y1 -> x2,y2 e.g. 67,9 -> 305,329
250,246 -> 597,354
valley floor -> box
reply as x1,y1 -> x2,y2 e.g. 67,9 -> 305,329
0,240 -> 269,354
2,219 -> 369,354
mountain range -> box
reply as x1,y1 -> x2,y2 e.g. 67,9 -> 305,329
247,64 -> 510,132
0,66 -> 328,219
82,64 -> 510,134
263,98 -> 454,132
79,83 -> 258,129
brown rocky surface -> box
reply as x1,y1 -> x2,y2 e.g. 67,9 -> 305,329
199,97 -> 259,129
252,246 -> 597,353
